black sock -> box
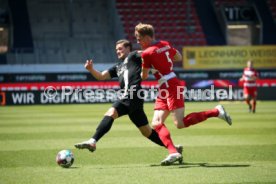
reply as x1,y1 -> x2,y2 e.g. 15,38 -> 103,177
148,129 -> 165,147
92,116 -> 114,141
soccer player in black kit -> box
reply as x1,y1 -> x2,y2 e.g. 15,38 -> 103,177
75,39 -> 182,159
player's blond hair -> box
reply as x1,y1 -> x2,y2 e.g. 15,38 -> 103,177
135,23 -> 155,38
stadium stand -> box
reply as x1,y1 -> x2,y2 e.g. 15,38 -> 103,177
253,0 -> 276,44
6,0 -> 123,64
8,0 -> 34,51
195,0 -> 226,45
2,0 -> 276,65
213,0 -> 248,6
267,0 -> 276,24
0,0 -> 8,64
212,0 -> 276,45
116,0 -> 206,51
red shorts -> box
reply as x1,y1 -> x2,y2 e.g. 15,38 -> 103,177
243,87 -> 257,98
154,78 -> 184,111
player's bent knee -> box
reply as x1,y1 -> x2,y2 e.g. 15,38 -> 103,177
244,95 -> 250,100
104,108 -> 118,119
141,130 -> 151,137
151,121 -> 162,129
138,125 -> 152,137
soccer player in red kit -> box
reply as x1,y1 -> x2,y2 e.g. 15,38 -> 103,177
240,60 -> 258,113
135,23 -> 232,165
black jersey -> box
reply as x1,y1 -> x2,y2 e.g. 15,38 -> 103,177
108,51 -> 142,98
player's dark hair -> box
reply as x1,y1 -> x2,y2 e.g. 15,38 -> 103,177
116,39 -> 132,51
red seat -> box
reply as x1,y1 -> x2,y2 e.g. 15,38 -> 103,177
116,0 -> 205,47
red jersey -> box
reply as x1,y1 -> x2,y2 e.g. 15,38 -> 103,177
242,67 -> 258,87
142,40 -> 177,80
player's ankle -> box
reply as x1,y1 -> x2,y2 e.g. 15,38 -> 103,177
89,138 -> 97,144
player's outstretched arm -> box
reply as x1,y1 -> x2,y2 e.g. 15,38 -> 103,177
84,59 -> 111,80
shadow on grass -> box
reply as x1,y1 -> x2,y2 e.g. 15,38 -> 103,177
150,162 -> 250,168
178,162 -> 250,169
65,166 -> 80,169
73,162 -> 250,169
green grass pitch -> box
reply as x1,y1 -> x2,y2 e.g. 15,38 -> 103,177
0,101 -> 276,184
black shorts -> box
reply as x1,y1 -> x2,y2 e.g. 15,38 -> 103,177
112,97 -> 149,128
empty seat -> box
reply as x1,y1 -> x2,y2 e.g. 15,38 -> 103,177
116,0 -> 206,48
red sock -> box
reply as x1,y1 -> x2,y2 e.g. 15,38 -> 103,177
154,124 -> 177,154
183,109 -> 219,128
205,109 -> 219,118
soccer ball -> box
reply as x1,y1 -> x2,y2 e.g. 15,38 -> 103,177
56,149 -> 74,168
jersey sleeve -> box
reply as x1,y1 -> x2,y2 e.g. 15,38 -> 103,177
141,52 -> 151,69
108,64 -> 118,78
170,44 -> 177,55
134,51 -> 142,64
